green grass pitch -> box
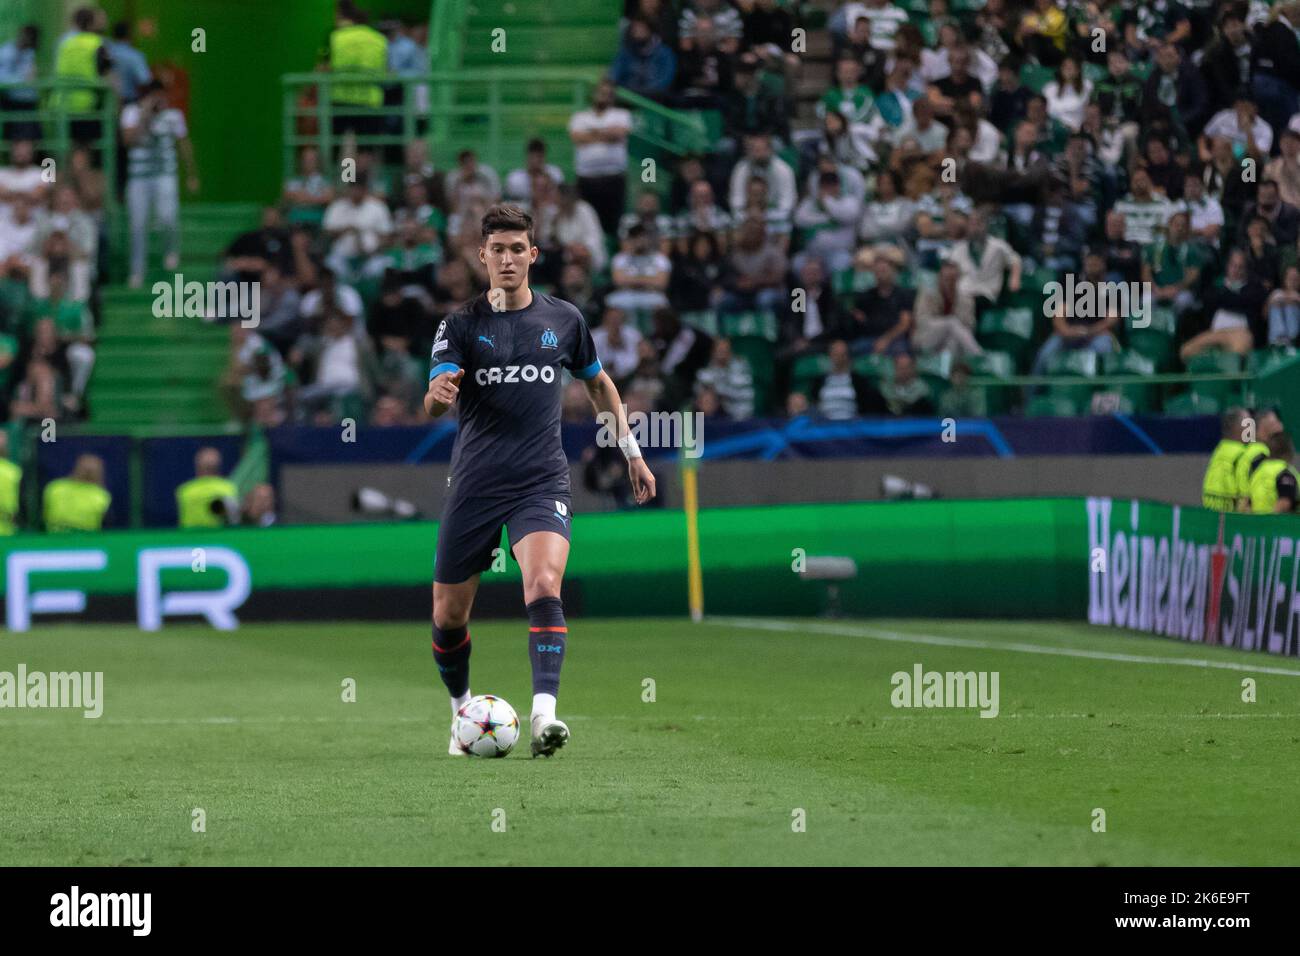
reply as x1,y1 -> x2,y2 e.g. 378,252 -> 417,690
1,617 -> 1297,866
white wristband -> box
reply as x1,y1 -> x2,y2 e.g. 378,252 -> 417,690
618,434 -> 643,460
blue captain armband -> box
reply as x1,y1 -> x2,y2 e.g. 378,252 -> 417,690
572,359 -> 602,381
429,362 -> 460,381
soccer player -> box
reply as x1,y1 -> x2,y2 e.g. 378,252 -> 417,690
425,204 -> 656,757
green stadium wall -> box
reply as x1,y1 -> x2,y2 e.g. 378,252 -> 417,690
93,0 -> 430,203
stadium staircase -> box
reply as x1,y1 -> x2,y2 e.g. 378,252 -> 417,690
87,203 -> 261,430
452,0 -> 622,174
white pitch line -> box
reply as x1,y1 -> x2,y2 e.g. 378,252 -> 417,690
1,712 -> 1293,728
707,617 -> 1300,678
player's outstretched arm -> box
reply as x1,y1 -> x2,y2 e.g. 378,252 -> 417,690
583,370 -> 656,505
424,369 -> 464,418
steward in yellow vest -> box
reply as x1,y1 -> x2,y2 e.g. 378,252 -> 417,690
329,5 -> 388,109
43,454 -> 111,532
54,9 -> 111,113
176,447 -> 239,528
1202,408 -> 1250,511
0,455 -> 21,535
1234,408 -> 1284,510
1249,432 -> 1300,515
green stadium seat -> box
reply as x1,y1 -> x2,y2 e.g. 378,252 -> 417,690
1103,350 -> 1156,375
977,306 -> 1036,362
791,352 -> 831,394
915,351 -> 953,396
1248,347 -> 1298,376
1163,391 -> 1222,416
1083,62 -> 1108,85
680,310 -> 719,337
1025,394 -> 1082,416
1190,353 -> 1248,408
968,350 -> 1016,378
1186,351 -> 1245,375
720,310 -> 778,342
1089,391 -> 1137,414
1002,282 -> 1048,313
729,336 -> 776,415
1020,64 -> 1056,93
1186,350 -> 1247,407
1126,306 -> 1178,369
1044,347 -> 1099,407
1102,350 -> 1158,412
832,268 -> 874,297
1045,348 -> 1100,378
965,350 -> 1015,413
853,353 -> 892,382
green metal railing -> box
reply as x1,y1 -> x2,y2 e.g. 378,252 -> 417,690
280,68 -> 604,177
615,86 -> 715,157
969,372 -> 1254,389
0,77 -> 119,212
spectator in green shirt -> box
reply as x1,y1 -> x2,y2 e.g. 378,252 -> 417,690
1142,211 -> 1205,320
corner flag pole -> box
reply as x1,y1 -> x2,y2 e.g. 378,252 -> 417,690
682,412 -> 704,623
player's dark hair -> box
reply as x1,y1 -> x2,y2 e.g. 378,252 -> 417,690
73,7 -> 96,30
480,204 -> 534,246
112,21 -> 131,40
1269,431 -> 1294,460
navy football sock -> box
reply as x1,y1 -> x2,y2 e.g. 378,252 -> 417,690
526,597 -> 567,697
432,624 -> 471,698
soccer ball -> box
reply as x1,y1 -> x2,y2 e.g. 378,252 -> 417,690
453,695 -> 521,757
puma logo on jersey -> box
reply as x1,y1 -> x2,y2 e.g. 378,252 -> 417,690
477,335 -> 496,349
475,365 -> 556,386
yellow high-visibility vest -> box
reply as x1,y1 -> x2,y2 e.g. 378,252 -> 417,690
176,476 -> 238,528
0,459 -> 21,535
1249,459 -> 1300,514
329,24 -> 388,108
43,478 -> 111,532
54,31 -> 103,113
1202,439 -> 1244,511
1235,441 -> 1270,506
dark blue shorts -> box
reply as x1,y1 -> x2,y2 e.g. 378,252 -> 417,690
434,492 -> 572,584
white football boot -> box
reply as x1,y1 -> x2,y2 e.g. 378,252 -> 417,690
449,725 -> 468,756
530,713 -> 570,758
448,693 -> 471,756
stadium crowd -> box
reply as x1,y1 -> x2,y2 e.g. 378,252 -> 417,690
221,0 -> 1300,432
0,7 -> 180,429
0,7 -> 273,532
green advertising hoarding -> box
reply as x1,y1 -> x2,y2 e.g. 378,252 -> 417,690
1086,496 -> 1300,657
2,497 -> 1296,658
0,500 -> 1089,628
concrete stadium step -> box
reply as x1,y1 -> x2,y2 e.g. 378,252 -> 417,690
88,404 -> 227,427
465,2 -> 616,28
91,358 -> 225,383
94,324 -> 228,345
89,202 -> 256,428
462,25 -> 620,66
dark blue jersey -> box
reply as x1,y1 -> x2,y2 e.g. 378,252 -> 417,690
429,291 -> 602,499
